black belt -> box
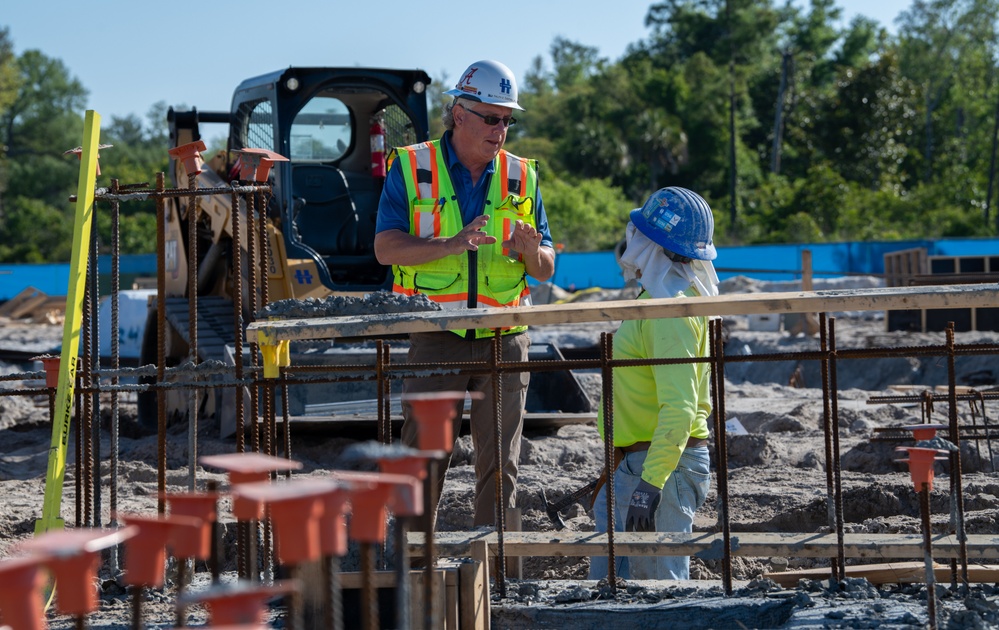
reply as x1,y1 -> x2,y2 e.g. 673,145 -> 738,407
620,436 -> 708,452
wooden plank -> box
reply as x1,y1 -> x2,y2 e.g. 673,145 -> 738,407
468,540 -> 491,630
338,569 -> 452,630
8,293 -> 51,320
0,286 -> 44,317
247,284 -> 999,343
338,569 -> 415,589
884,248 -> 927,288
445,568 -> 458,630
406,531 -> 999,561
764,562 -> 999,588
460,558 -> 488,630
505,507 -> 522,579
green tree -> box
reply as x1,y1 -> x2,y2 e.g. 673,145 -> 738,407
1,49 -> 86,198
896,0 -> 999,182
0,27 -> 21,220
540,175 -> 633,252
0,47 -> 86,262
810,52 -> 917,190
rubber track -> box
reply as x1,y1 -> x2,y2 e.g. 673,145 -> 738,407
162,296 -> 236,363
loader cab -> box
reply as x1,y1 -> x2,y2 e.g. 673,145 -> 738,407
228,67 -> 431,294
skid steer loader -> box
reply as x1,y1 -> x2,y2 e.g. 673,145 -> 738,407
137,66 -> 592,434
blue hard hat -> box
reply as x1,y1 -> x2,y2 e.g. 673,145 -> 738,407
630,187 -> 717,261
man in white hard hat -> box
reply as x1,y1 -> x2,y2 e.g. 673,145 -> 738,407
588,186 -> 718,580
375,60 -> 556,529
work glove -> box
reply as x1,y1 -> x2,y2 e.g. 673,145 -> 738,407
625,479 -> 662,532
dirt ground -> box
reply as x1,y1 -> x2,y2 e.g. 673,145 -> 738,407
1,276 -> 999,628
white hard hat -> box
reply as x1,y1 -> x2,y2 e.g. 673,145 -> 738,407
445,60 -> 524,111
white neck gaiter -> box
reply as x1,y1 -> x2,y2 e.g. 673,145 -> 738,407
619,222 -> 719,299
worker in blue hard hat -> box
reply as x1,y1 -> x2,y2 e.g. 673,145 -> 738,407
589,186 -> 718,581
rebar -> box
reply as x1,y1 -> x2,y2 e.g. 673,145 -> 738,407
88,218 -> 101,528
920,485 -> 938,630
155,172 -> 168,515
207,479 -> 221,584
360,542 -> 378,630
492,332 -> 507,599
600,331 -> 617,593
92,182 -> 270,202
324,554 -> 343,630
247,189 -> 261,456
376,340 -> 388,444
230,186 -> 248,579
828,318 -> 846,582
946,324 -> 969,589
130,585 -> 143,630
109,180 -> 121,573
710,319 -> 733,595
175,559 -> 188,627
395,516 -> 411,630
75,390 -> 82,527
186,173 -> 199,493
282,375 -> 292,474
819,313 -> 839,582
423,458 -> 438,630
82,244 -> 94,527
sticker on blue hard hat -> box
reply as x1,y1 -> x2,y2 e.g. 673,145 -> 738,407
651,208 -> 682,232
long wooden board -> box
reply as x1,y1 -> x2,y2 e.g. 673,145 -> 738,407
248,284 -> 999,344
406,530 -> 999,561
764,562 -> 999,587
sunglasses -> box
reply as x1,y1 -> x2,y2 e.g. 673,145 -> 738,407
461,105 -> 517,128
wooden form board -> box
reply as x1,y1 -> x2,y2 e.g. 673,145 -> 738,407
406,530 -> 999,561
764,562 -> 999,587
883,248 -> 928,287
337,563 -> 485,630
247,283 -> 999,344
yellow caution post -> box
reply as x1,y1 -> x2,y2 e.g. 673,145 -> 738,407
35,110 -> 101,534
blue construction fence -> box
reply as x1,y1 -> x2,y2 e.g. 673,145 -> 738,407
2,238 -> 999,301
548,237 -> 999,291
0,254 -> 157,301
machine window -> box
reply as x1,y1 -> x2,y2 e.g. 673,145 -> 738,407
240,99 -> 274,151
290,96 -> 352,161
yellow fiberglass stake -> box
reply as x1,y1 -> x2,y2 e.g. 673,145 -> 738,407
35,110 -> 102,535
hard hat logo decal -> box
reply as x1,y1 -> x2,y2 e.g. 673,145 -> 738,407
456,67 -> 480,95
500,78 -> 513,95
652,209 -> 681,232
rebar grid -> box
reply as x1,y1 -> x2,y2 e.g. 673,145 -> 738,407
4,173 -> 999,623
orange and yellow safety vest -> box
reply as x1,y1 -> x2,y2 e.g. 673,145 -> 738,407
391,139 -> 540,338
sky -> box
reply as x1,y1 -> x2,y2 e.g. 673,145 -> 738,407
4,0 -> 912,124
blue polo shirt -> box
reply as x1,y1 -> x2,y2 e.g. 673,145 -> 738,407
375,131 -> 554,249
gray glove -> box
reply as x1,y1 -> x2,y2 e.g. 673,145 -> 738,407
625,479 -> 662,532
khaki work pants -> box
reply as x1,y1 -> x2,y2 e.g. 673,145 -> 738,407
400,330 -> 530,530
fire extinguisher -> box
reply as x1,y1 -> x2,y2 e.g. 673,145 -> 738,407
370,115 -> 386,179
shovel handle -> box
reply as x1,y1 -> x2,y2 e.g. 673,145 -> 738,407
550,476 -> 600,513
